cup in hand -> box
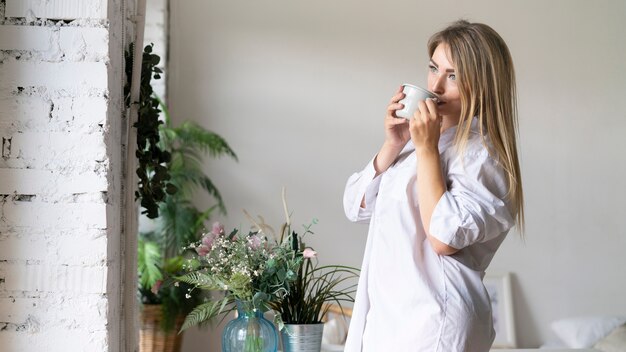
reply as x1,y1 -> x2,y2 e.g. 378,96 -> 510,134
395,84 -> 438,120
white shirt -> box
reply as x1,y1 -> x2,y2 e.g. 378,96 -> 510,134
343,119 -> 515,352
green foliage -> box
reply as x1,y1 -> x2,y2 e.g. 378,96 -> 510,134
137,242 -> 199,331
138,239 -> 163,290
180,297 -> 233,331
176,271 -> 223,291
268,221 -> 360,328
125,43 -> 176,219
129,43 -> 238,331
154,98 -> 237,258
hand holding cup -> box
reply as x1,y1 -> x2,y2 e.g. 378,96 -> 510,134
395,84 -> 439,120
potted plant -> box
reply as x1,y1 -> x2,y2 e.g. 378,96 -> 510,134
268,220 -> 359,352
136,103 -> 237,350
130,44 -> 238,352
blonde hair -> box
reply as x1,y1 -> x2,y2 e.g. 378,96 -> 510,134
428,20 -> 525,231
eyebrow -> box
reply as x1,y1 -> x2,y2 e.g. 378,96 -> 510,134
430,59 -> 455,73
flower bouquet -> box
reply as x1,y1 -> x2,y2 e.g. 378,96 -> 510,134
176,191 -> 359,352
176,220 -> 302,352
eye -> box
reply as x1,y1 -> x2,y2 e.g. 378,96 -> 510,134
428,65 -> 438,74
448,73 -> 456,81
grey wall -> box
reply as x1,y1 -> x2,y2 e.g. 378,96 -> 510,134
168,0 -> 626,348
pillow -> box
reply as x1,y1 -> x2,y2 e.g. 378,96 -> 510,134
551,316 -> 626,348
594,324 -> 626,352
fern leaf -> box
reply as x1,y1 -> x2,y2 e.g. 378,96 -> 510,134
137,239 -> 163,290
175,271 -> 222,291
180,301 -> 221,331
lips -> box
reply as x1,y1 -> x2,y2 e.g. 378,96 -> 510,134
431,96 -> 445,105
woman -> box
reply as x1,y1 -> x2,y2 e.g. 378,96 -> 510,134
343,20 -> 524,352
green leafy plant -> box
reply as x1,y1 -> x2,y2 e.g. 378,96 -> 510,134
125,43 -> 176,219
137,239 -> 198,330
155,98 -> 236,257
268,220 -> 359,330
136,101 -> 237,330
131,43 -> 238,331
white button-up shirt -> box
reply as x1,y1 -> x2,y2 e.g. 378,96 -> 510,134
343,119 -> 515,352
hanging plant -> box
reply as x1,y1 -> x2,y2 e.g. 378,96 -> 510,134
125,43 -> 177,219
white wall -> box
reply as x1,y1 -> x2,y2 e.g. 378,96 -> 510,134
0,0 -> 129,350
168,0 -> 626,348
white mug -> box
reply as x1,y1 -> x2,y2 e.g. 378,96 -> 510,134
395,84 -> 438,119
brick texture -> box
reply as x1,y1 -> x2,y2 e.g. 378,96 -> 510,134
0,25 -> 53,51
0,61 -> 108,89
5,0 -> 108,20
0,0 -> 127,350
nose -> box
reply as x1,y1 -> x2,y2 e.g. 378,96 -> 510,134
431,74 -> 445,95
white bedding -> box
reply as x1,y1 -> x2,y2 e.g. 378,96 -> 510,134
544,315 -> 626,350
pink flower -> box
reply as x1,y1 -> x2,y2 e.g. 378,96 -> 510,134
211,222 -> 225,235
196,244 -> 210,256
202,232 -> 217,248
151,280 -> 163,295
302,248 -> 317,259
248,235 -> 261,249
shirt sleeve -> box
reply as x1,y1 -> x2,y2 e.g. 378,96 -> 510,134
429,151 -> 515,249
343,156 -> 382,224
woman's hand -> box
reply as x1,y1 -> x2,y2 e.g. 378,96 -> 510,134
409,99 -> 442,154
383,86 -> 411,149
371,87 -> 412,176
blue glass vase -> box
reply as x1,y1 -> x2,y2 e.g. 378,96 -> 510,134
222,301 -> 278,352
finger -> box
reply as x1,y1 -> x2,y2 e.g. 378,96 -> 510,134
389,117 -> 408,125
386,102 -> 404,113
408,115 -> 420,131
411,109 -> 424,125
389,92 -> 406,104
424,98 -> 439,119
417,100 -> 430,121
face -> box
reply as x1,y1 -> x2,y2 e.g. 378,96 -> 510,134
428,43 -> 462,120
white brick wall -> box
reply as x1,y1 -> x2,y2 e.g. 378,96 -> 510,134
0,61 -> 109,88
0,0 -> 129,350
0,295 -> 109,351
0,25 -> 53,50
5,0 -> 108,20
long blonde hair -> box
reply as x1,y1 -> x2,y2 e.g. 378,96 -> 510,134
428,20 -> 525,230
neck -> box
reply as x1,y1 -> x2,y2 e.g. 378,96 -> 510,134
440,114 -> 461,133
